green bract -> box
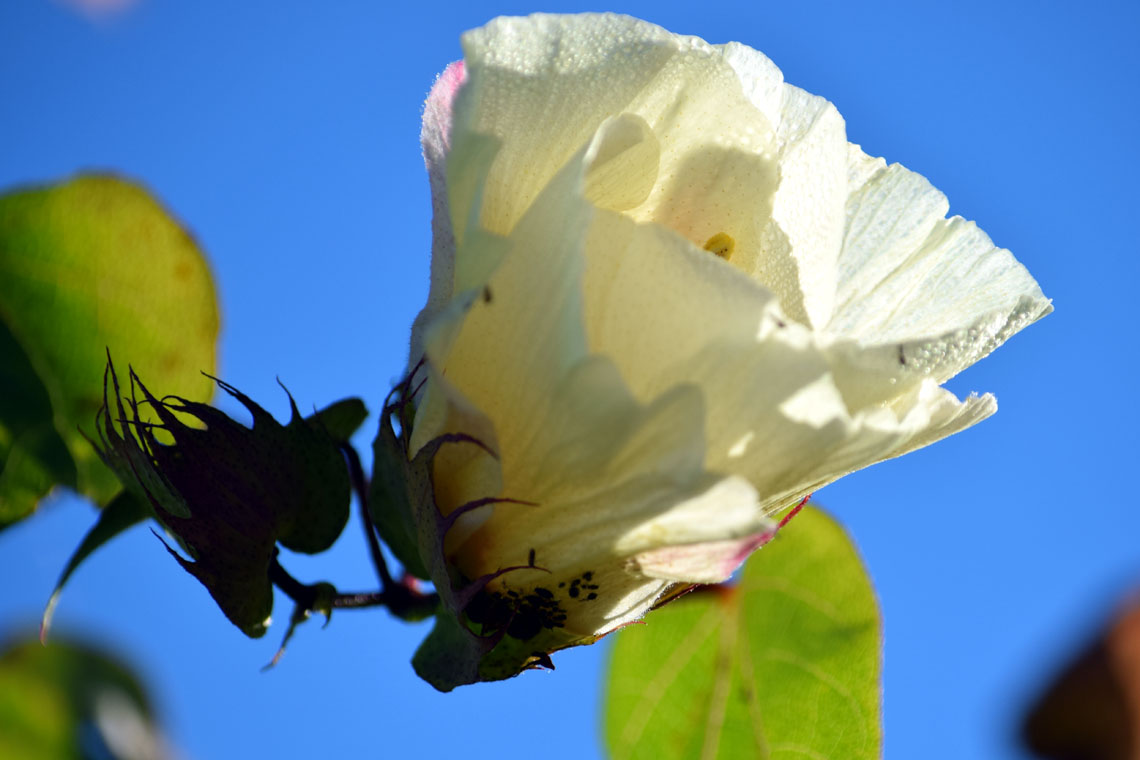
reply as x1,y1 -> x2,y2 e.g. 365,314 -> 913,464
89,359 -> 365,637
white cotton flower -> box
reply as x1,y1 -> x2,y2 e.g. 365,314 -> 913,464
404,13 -> 1050,689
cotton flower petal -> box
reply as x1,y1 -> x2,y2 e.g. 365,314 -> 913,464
828,145 -> 1052,382
413,95 -> 776,645
582,207 -> 787,400
429,352 -> 768,640
578,203 -> 1005,513
763,85 -> 848,328
757,380 -> 998,511
458,14 -> 785,273
633,530 -> 772,584
715,41 -> 785,124
414,140 -> 592,466
419,133 -> 774,569
718,43 -> 849,329
644,326 -> 1000,513
583,113 -> 661,212
454,14 -> 707,236
411,61 -> 466,365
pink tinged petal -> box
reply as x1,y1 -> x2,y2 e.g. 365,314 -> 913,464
633,494 -> 808,586
634,532 -> 774,584
410,60 -> 468,366
423,60 -> 466,173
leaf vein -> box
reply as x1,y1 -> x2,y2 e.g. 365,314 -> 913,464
763,648 -> 868,750
615,605 -> 723,757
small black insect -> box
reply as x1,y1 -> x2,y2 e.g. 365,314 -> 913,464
528,548 -> 536,566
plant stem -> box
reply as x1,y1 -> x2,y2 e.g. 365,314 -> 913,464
266,443 -> 439,620
341,442 -> 395,590
268,554 -> 385,609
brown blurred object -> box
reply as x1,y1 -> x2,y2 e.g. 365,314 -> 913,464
1024,594 -> 1140,760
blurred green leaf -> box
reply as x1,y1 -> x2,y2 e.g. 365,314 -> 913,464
93,360 -> 354,637
605,507 -> 881,760
0,636 -> 167,760
0,319 -> 77,527
0,173 -> 219,520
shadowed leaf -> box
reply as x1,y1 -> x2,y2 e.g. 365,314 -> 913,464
605,506 -> 881,760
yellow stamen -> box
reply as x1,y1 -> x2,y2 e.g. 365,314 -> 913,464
703,232 -> 735,261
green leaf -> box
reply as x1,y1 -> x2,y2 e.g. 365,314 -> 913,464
92,359 -> 353,637
0,173 -> 219,516
412,608 -> 560,691
604,507 -> 881,760
40,490 -> 151,641
0,636 -> 163,760
412,610 -> 492,690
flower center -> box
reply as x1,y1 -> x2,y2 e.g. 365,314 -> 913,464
703,232 -> 735,261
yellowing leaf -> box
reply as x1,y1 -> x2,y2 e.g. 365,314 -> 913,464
0,174 -> 219,519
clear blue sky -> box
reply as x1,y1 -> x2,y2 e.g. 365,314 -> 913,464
1,1 -> 1137,758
